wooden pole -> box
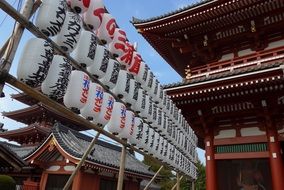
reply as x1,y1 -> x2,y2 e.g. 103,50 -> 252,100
176,173 -> 181,190
0,0 -> 34,95
191,181 -> 195,190
117,144 -> 127,190
63,132 -> 101,190
143,165 -> 164,190
171,175 -> 183,190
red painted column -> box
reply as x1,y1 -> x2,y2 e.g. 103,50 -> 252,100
266,127 -> 284,190
204,132 -> 217,190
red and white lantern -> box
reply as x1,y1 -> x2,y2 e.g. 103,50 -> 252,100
17,38 -> 54,87
128,51 -> 142,76
73,30 -> 97,67
67,0 -> 90,13
87,44 -> 109,79
41,55 -> 71,100
99,58 -> 120,89
97,13 -> 116,44
118,41 -> 134,67
107,102 -> 127,134
108,28 -> 127,57
80,82 -> 104,120
83,0 -> 105,30
92,92 -> 114,127
54,11 -> 82,53
35,0 -> 67,36
118,110 -> 135,140
63,70 -> 90,111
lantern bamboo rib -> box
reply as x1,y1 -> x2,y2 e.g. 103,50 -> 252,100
0,0 -> 192,163
143,165 -> 164,190
0,0 -> 194,178
63,132 -> 101,190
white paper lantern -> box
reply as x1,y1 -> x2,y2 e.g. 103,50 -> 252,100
63,70 -> 90,111
152,132 -> 160,158
41,55 -> 71,100
151,104 -> 158,129
128,117 -> 143,146
80,82 -> 104,120
54,11 -> 82,53
112,69 -> 131,98
127,51 -> 142,76
108,28 -> 127,57
118,41 -> 134,67
144,69 -> 154,92
160,112 -> 168,136
139,95 -> 152,121
73,30 -> 97,67
99,58 -> 120,89
147,128 -> 155,154
107,102 -> 127,134
83,0 -> 105,30
92,92 -> 114,127
139,123 -> 150,151
135,61 -> 148,86
17,38 -> 54,87
149,77 -> 159,102
162,140 -> 169,162
35,0 -> 67,36
97,13 -> 116,44
157,136 -> 165,160
132,88 -> 145,113
67,0 -> 90,13
118,110 -> 135,140
127,79 -> 140,108
166,120 -> 173,141
161,94 -> 168,113
87,44 -> 109,79
157,87 -> 164,108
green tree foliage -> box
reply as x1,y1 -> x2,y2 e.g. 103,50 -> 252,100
0,175 -> 16,190
194,160 -> 206,190
143,156 -> 206,190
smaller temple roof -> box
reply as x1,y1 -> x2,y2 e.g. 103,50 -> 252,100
0,141 -> 37,159
0,142 -> 29,171
25,123 -> 155,178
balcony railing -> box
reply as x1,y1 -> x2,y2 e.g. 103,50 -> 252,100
189,46 -> 284,79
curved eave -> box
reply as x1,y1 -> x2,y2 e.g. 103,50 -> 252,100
139,33 -> 186,77
2,104 -> 87,130
0,123 -> 50,138
132,0 -> 216,26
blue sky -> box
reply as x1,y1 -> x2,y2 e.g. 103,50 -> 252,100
0,0 -> 204,162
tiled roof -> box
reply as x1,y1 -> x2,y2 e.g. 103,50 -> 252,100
132,0 -> 213,24
0,141 -> 37,159
52,123 -> 154,177
163,61 -> 284,89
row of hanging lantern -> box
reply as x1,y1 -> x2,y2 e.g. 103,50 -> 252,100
16,0 -> 198,177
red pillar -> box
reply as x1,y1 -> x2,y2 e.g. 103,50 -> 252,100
204,132 -> 217,190
266,127 -> 284,190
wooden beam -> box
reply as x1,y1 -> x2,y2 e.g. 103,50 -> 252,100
214,151 -> 269,160
63,132 -> 101,190
117,143 -> 126,190
143,165 -> 164,190
176,173 -> 181,190
171,175 -> 183,190
0,0 -> 34,95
